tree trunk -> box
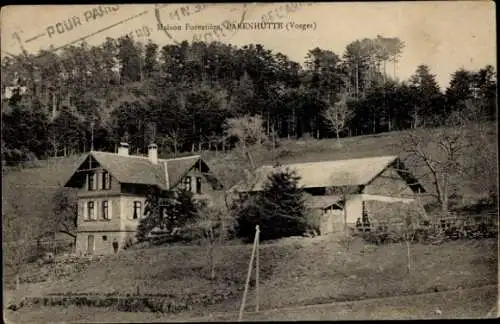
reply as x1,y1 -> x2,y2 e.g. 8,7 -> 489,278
372,113 -> 376,133
439,177 -> 449,215
406,240 -> 412,274
267,111 -> 270,136
355,63 -> 359,99
413,105 -> 418,129
52,92 -> 57,120
210,246 -> 216,280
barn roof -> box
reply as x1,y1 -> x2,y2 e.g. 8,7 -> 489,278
236,155 -> 425,193
64,151 -> 212,190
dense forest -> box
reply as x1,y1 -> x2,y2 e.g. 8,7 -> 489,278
1,35 -> 496,165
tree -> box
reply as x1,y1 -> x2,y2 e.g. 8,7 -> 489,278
137,187 -> 199,244
322,92 -> 353,144
196,205 -> 226,280
325,172 -> 357,266
137,186 -> 162,243
446,65 -> 497,120
223,115 -> 268,149
236,167 -> 307,242
389,202 -> 426,274
173,189 -> 200,228
161,129 -> 184,157
402,106 -> 477,214
117,36 -> 142,83
50,189 -> 78,243
3,200 -> 37,289
409,65 -> 443,127
143,40 -> 159,79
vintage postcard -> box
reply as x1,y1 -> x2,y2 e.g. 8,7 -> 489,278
1,2 -> 498,322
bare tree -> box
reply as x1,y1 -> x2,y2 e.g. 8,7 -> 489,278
197,205 -> 227,280
324,173 -> 357,269
3,201 -> 36,289
223,115 -> 268,150
388,200 -> 428,274
162,129 -> 184,157
322,93 -> 353,145
402,107 -> 481,215
325,172 -> 357,240
50,188 -> 78,243
48,133 -> 60,157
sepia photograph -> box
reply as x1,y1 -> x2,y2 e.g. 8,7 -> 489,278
1,2 -> 498,322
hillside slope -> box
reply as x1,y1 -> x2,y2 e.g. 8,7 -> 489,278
2,123 -> 496,244
2,155 -> 81,242
8,237 -> 497,316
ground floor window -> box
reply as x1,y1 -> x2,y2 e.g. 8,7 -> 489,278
133,201 -> 142,219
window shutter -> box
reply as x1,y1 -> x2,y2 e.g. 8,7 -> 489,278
108,201 -> 113,220
93,201 -> 98,220
83,201 -> 88,220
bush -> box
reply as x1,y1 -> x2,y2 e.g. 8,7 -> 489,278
20,289 -> 236,313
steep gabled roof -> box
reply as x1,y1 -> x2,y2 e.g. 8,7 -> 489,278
64,151 -> 210,190
236,155 -> 425,193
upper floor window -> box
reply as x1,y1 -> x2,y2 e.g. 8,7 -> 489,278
196,177 -> 202,194
87,201 -> 96,220
88,172 -> 96,191
133,201 -> 142,219
102,171 -> 111,190
102,200 -> 110,220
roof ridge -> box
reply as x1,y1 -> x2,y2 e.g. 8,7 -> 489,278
161,155 -> 201,162
262,155 -> 398,167
92,151 -> 150,160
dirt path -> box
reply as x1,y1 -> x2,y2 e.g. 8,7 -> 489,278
5,285 -> 497,323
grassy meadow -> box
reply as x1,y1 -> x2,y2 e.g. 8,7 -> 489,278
3,235 -> 497,321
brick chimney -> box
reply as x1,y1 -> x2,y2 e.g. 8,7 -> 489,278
148,143 -> 158,164
117,142 -> 129,156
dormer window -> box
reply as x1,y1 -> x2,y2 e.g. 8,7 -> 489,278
88,172 -> 96,191
102,171 -> 111,190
